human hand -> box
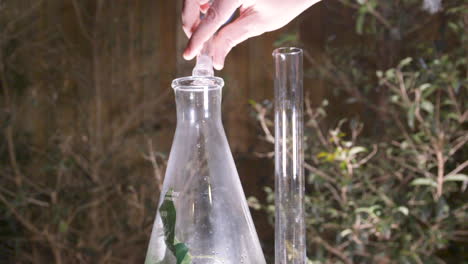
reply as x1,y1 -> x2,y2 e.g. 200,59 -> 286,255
182,0 -> 320,70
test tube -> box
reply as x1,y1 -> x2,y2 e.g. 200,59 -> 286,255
273,47 -> 305,264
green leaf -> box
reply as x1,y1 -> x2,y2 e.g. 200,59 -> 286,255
174,243 -> 191,264
349,146 -> 367,157
307,173 -> 317,184
410,178 -> 437,188
444,174 -> 468,191
355,205 -> 381,216
385,69 -> 395,79
396,206 -> 409,216
442,99 -> 455,106
398,57 -> 412,68
376,70 -> 383,78
159,189 -> 177,251
447,112 -> 459,121
340,161 -> 347,171
419,83 -> 431,92
159,189 -> 192,264
447,6 -> 468,14
59,220 -> 68,233
317,152 -> 336,162
317,152 -> 329,158
339,229 -> 352,238
407,104 -> 416,129
248,99 -> 257,106
448,22 -> 459,33
356,12 -> 366,35
421,101 -> 434,114
444,174 -> 468,182
247,196 -> 262,210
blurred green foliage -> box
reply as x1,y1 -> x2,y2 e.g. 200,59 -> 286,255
0,1 -> 167,263
251,0 -> 467,263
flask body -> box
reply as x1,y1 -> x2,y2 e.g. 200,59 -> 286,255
145,77 -> 266,264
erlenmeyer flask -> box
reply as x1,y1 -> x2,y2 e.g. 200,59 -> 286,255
145,75 -> 266,264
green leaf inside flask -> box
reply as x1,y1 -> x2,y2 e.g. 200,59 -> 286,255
159,188 -> 192,264
174,243 -> 191,264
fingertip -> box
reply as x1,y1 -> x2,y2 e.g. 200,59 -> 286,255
212,39 -> 230,71
213,61 -> 224,70
183,38 -> 197,60
183,49 -> 194,61
213,50 -> 226,70
184,34 -> 206,61
183,46 -> 193,60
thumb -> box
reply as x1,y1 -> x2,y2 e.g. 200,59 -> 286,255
212,14 -> 262,70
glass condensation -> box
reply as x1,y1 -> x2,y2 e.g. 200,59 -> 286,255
273,48 -> 305,264
145,76 -> 266,264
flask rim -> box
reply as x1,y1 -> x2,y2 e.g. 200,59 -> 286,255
172,76 -> 224,91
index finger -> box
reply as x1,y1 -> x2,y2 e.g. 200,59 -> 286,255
182,0 -> 200,37
183,0 -> 241,60
182,0 -> 211,37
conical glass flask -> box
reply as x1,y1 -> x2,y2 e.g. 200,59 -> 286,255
145,75 -> 266,264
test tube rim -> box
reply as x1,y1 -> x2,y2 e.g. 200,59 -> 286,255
272,47 -> 303,57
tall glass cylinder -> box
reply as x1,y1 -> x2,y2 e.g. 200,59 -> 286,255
273,47 -> 305,264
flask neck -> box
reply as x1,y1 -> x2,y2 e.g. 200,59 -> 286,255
175,88 -> 222,124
